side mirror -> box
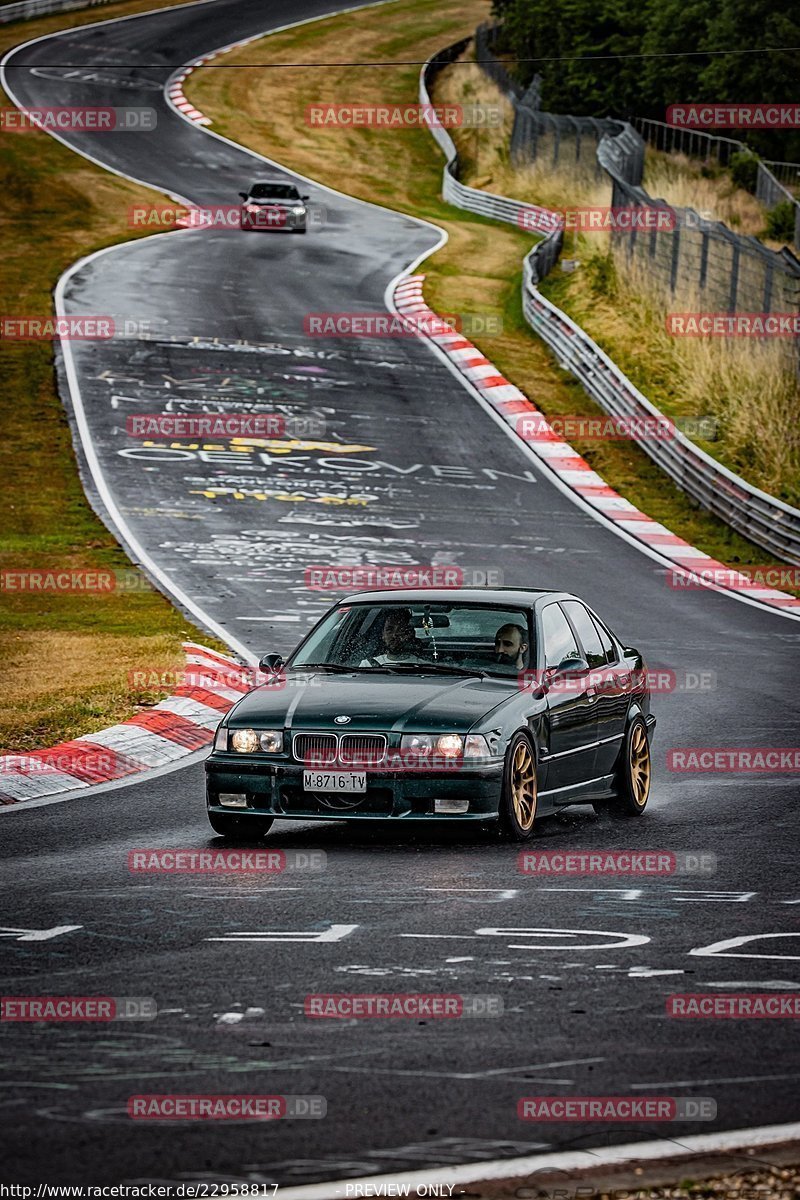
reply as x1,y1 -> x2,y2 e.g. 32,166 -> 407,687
301,194 -> 310,201
555,655 -> 589,677
259,653 -> 284,674
239,192 -> 248,200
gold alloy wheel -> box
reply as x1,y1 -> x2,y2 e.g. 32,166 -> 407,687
511,740 -> 537,831
629,722 -> 652,807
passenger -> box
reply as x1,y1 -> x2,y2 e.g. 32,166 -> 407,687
494,622 -> 529,670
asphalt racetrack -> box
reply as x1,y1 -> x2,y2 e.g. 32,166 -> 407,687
2,0 -> 800,1186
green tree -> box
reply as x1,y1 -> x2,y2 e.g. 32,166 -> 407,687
640,0 -> 710,116
490,0 -> 800,157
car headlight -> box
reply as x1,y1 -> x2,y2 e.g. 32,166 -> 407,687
258,729 -> 283,753
231,728 -> 259,753
245,204 -> 260,214
291,206 -> 306,215
213,724 -> 228,751
436,734 -> 464,758
399,733 -> 491,760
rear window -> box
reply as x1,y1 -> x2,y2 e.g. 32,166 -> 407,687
590,612 -> 617,664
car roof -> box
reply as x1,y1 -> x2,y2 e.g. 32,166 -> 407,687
339,587 -> 568,607
249,179 -> 297,188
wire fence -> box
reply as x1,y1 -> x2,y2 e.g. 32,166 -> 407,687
763,160 -> 800,193
633,117 -> 742,165
421,39 -> 800,564
633,117 -> 800,250
474,22 -> 800,321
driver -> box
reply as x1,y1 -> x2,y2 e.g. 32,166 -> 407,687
494,622 -> 529,670
361,608 -> 421,666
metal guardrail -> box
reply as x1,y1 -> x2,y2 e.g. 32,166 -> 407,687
633,115 -> 800,252
522,281 -> 800,564
420,43 -> 800,565
0,0 -> 113,23
422,42 -> 562,276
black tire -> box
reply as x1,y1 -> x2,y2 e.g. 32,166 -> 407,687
603,716 -> 652,817
207,811 -> 274,839
498,732 -> 538,841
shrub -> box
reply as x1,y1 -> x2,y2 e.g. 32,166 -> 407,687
765,199 -> 797,243
729,150 -> 759,193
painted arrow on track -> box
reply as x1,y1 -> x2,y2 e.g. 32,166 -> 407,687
0,924 -> 83,942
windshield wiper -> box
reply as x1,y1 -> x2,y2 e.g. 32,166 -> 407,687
292,664 -> 398,674
292,663 -> 358,673
378,662 -> 490,679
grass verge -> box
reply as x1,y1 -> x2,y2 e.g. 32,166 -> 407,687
438,59 -> 800,508
0,0 -> 230,752
187,1 -> 800,593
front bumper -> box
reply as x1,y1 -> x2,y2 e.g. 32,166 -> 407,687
240,208 -> 306,231
205,754 -> 504,821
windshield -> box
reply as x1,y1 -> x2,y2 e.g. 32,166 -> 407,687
249,183 -> 300,200
290,602 -> 533,678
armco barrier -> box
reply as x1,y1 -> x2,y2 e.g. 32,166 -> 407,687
0,0 -> 114,22
422,42 -> 562,279
421,43 -> 800,566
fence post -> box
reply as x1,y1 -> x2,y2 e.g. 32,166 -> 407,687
670,227 -> 681,292
729,242 -> 740,312
763,260 -> 774,310
699,229 -> 709,290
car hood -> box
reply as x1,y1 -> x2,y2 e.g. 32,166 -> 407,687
226,671 -> 519,734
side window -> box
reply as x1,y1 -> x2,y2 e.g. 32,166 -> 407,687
541,604 -> 581,669
589,612 -> 617,664
562,601 -> 607,669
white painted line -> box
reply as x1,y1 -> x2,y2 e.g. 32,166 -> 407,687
273,1121 -> 800,1200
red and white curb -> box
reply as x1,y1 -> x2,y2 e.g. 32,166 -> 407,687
165,33 -> 267,133
166,68 -> 212,126
394,275 -> 800,616
0,643 -> 247,807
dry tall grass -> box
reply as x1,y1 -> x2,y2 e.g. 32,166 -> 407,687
437,62 -> 613,213
601,254 -> 799,500
642,149 -> 785,247
436,56 -> 800,504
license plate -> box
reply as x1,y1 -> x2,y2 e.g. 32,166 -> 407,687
303,770 -> 366,793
